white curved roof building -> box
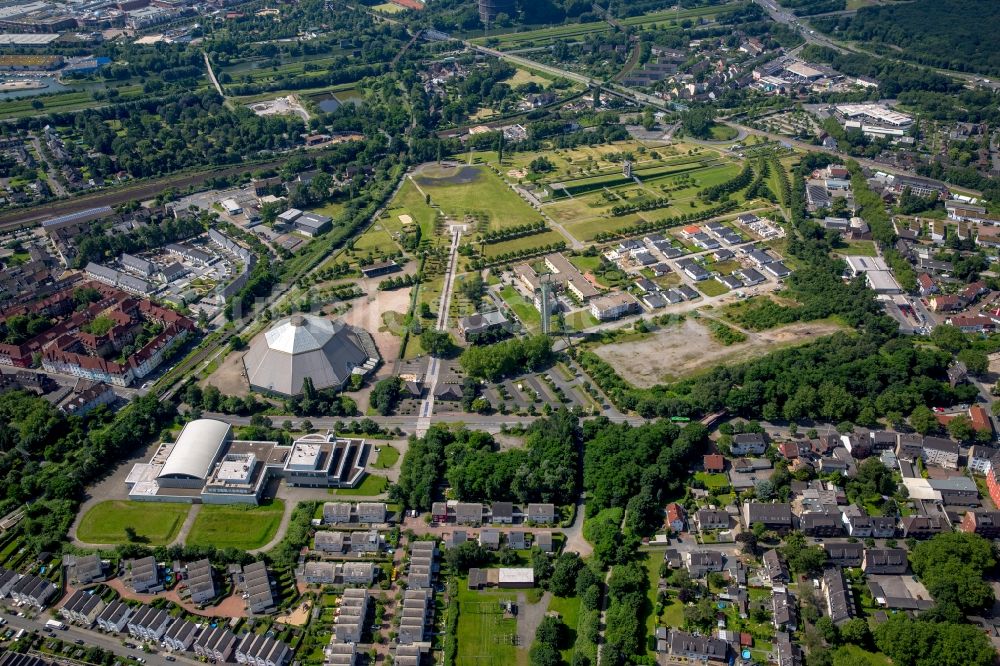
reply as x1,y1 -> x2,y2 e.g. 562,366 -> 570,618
242,315 -> 379,397
156,419 -> 232,486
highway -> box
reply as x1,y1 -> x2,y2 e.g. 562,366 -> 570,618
0,609 -> 201,666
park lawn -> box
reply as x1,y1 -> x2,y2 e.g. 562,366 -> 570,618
499,285 -> 542,330
333,474 -> 389,496
546,595 -> 582,663
392,179 -> 440,247
417,166 -> 540,232
372,445 -> 400,469
312,200 -> 346,220
77,500 -> 190,546
352,227 -> 397,254
456,580 -> 526,666
698,280 -> 730,297
186,500 -> 285,550
708,124 -> 739,141
693,472 -> 731,489
482,229 -> 568,258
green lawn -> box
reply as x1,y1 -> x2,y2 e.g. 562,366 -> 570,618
77,500 -> 190,546
835,240 -> 878,257
693,472 -> 731,490
708,124 -> 739,141
499,285 -> 542,329
372,445 -> 400,469
333,474 -> 389,496
352,227 -> 397,254
565,309 -> 600,331
547,595 -> 582,663
186,500 -> 284,550
456,579 -> 526,666
698,280 -> 729,297
831,645 -> 893,666
416,165 -> 540,232
482,229 -> 569,258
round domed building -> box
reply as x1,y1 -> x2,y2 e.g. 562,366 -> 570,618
242,314 -> 380,397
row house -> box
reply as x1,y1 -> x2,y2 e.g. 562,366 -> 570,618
60,590 -> 105,626
194,626 -> 238,662
163,618 -> 199,652
96,601 -> 133,633
235,633 -> 291,666
127,605 -> 173,642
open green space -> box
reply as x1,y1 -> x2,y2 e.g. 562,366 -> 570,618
708,124 -> 739,141
482,229 -> 568,258
352,227 -> 397,254
416,165 -> 540,233
499,285 -> 542,330
830,645 -> 893,666
186,500 -> 285,550
565,309 -> 600,331
456,579 -> 526,666
834,240 -> 878,257
76,500 -> 190,546
372,445 -> 400,469
546,594 -> 582,663
333,474 -> 389,496
693,472 -> 731,489
698,280 -> 730,297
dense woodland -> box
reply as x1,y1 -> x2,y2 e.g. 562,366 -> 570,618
814,0 -> 1000,77
0,391 -> 176,553
391,410 -> 579,509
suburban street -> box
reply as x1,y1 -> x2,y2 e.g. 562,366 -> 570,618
0,609 -> 200,666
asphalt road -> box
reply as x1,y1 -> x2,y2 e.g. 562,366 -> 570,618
0,609 -> 200,666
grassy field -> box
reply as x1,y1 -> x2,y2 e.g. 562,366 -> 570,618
708,124 -> 739,141
352,227 -> 397,254
565,309 -> 599,331
333,474 -> 389,496
698,280 -> 729,297
77,501 -> 190,546
416,165 -> 541,233
835,240 -> 878,257
456,581 -> 525,666
499,285 -> 542,330
389,178 -> 440,245
546,595 -> 582,663
482,229 -> 569,258
186,500 -> 285,550
372,444 -> 400,469
693,472 -> 731,489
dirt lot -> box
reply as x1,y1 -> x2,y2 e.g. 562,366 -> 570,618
593,318 -> 847,387
202,348 -> 252,396
340,284 -> 413,373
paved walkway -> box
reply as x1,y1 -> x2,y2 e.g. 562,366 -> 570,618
561,498 -> 592,558
168,504 -> 202,547
249,493 -> 297,554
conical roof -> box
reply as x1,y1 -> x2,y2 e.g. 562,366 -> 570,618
242,314 -> 372,396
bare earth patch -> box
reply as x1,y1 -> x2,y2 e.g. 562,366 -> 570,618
593,318 -> 847,387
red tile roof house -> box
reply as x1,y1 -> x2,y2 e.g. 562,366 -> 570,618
704,454 -> 725,473
666,503 -> 686,532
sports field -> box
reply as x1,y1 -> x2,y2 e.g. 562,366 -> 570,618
456,583 -> 524,666
77,500 -> 190,546
186,500 -> 285,550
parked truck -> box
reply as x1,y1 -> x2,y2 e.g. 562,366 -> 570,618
44,619 -> 66,631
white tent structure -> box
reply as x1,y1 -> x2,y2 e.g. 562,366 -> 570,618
242,314 -> 379,396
